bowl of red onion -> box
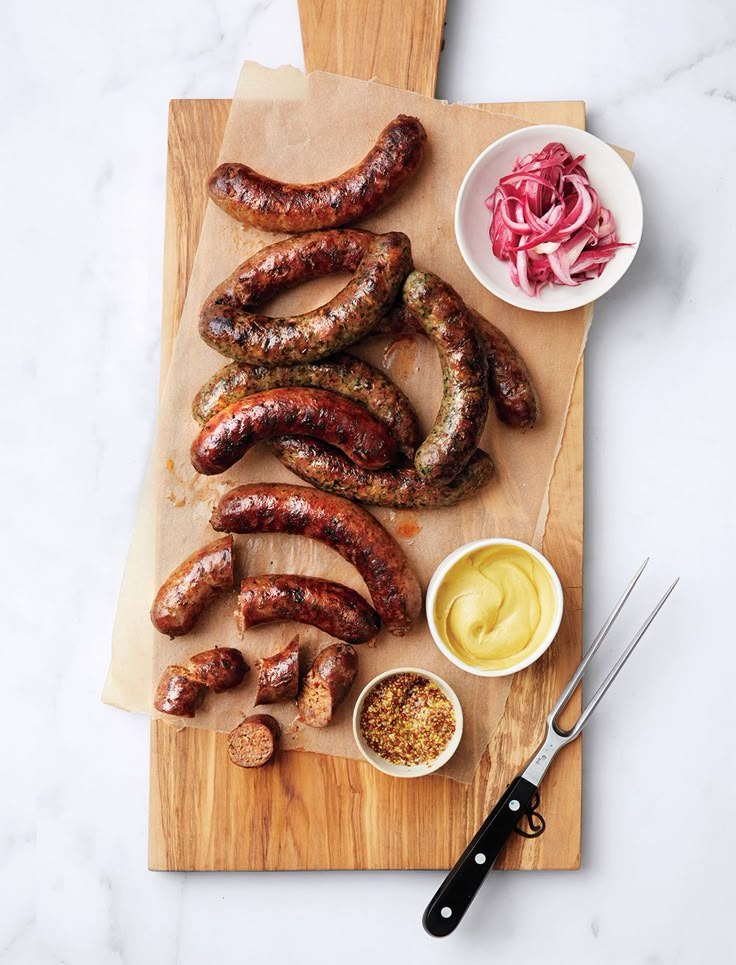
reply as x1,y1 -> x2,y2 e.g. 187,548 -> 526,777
454,125 -> 643,312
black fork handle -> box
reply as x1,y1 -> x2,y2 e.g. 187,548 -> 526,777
422,775 -> 538,937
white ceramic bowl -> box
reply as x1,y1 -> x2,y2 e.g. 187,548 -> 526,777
426,538 -> 564,677
455,124 -> 643,313
352,667 -> 463,778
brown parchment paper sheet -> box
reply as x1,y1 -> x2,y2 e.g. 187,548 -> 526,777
104,63 -> 629,782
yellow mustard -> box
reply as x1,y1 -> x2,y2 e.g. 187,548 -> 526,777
434,544 -> 557,671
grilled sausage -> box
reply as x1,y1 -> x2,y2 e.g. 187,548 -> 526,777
401,271 -> 490,484
375,304 -> 540,429
297,644 -> 358,728
150,536 -> 234,638
154,648 -> 247,718
237,575 -> 380,644
270,437 -> 495,508
199,231 -> 412,365
190,387 -> 398,476
188,647 -> 249,693
228,714 -> 280,768
210,484 -> 422,636
208,115 -> 427,232
254,638 -> 301,705
192,353 -> 421,460
154,666 -> 206,718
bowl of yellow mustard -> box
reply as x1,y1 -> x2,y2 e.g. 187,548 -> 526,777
426,538 -> 564,677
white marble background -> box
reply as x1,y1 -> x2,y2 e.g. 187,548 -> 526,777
1,0 -> 734,961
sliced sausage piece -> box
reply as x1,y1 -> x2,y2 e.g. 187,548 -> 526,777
199,232 -> 412,366
154,666 -> 206,718
192,352 -> 421,460
188,647 -> 249,693
150,536 -> 234,638
190,387 -> 398,476
210,484 -> 422,636
401,271 -> 490,484
237,575 -> 380,644
207,115 -> 427,232
270,437 -> 495,508
254,638 -> 301,705
297,644 -> 358,728
228,714 -> 281,768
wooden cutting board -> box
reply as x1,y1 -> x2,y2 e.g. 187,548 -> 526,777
149,0 -> 585,871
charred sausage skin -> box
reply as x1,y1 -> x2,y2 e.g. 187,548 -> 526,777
254,638 -> 301,705
150,536 -> 234,638
210,483 -> 422,636
297,644 -> 359,728
199,232 -> 412,365
401,271 -> 490,484
270,437 -> 494,508
237,575 -> 380,644
192,352 -> 421,460
188,647 -> 249,693
207,115 -> 427,232
190,387 -> 399,476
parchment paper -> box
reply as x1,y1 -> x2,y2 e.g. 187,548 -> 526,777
105,63 -> 607,782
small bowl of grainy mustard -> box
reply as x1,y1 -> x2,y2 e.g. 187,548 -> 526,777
352,668 -> 463,778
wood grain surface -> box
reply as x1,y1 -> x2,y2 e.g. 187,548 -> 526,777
149,0 -> 585,871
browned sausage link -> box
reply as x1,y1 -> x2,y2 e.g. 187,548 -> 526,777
192,353 -> 421,460
376,304 -> 540,429
402,272 -> 490,484
150,535 -> 234,638
270,437 -> 495,508
190,387 -> 398,476
228,714 -> 281,768
154,666 -> 206,718
206,229 -> 373,309
297,644 -> 359,728
210,484 -> 422,636
254,637 -> 301,705
207,115 -> 427,232
188,647 -> 249,693
237,575 -> 380,645
199,232 -> 412,365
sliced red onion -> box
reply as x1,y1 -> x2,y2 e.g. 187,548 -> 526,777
485,141 -> 631,297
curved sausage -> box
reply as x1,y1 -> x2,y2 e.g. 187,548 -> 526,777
154,648 -> 247,718
270,437 -> 495,508
203,229 -> 373,310
154,666 -> 206,718
208,115 -> 427,232
190,387 -> 398,475
150,536 -> 234,638
375,304 -> 540,429
228,714 -> 280,768
192,353 -> 421,460
254,638 -> 301,705
188,647 -> 248,693
210,484 -> 422,636
237,575 -> 380,644
401,271 -> 490,484
297,644 -> 359,728
199,231 -> 412,365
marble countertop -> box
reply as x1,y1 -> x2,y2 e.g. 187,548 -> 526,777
3,0 -> 734,961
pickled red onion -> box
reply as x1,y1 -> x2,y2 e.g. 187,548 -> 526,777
485,142 -> 631,296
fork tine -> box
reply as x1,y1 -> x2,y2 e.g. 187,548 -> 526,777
549,558 -> 650,729
562,578 -> 679,741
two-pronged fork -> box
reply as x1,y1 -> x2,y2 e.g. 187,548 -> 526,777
423,559 -> 678,937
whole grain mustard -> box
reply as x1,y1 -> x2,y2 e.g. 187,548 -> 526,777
434,544 -> 556,671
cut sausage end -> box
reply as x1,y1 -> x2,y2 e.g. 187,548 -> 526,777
228,714 -> 280,768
